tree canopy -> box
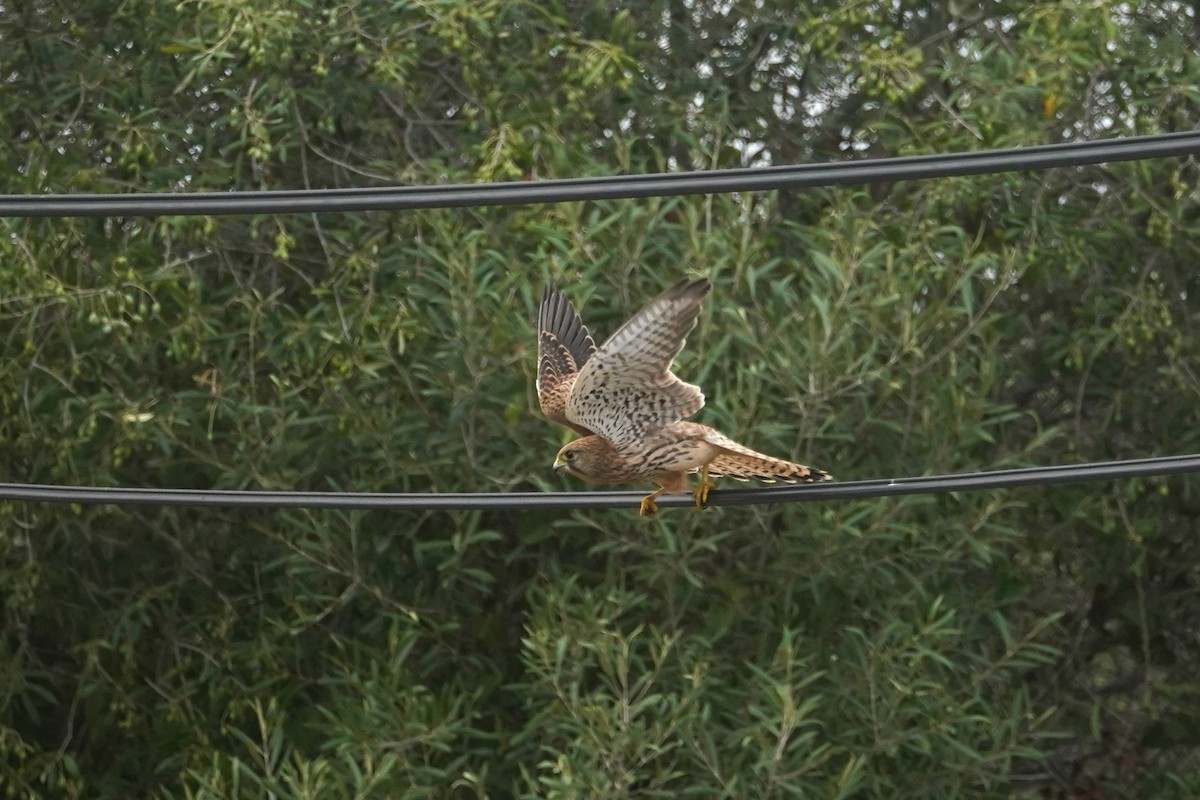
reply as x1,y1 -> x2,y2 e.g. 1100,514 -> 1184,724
2,1 -> 1199,797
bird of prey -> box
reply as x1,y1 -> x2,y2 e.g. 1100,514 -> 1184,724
537,278 -> 830,516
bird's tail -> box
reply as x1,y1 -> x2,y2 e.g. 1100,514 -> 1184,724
705,450 -> 831,484
679,422 -> 832,484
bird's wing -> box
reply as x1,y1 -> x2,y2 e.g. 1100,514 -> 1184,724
565,278 -> 710,453
699,427 -> 832,484
537,285 -> 597,435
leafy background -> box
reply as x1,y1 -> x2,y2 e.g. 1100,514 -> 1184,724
2,1 -> 1199,797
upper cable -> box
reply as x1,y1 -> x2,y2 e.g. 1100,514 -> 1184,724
2,131 -> 1198,218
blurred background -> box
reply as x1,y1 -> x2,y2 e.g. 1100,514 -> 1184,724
2,2 -> 1199,796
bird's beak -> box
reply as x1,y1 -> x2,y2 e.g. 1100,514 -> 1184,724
552,455 -> 568,473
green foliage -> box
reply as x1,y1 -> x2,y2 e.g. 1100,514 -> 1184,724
2,1 -> 1200,797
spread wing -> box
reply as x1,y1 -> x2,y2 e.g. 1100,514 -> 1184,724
565,278 -> 711,453
537,285 -> 597,435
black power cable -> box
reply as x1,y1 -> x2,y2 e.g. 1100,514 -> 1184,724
2,132 -> 1198,218
2,453 -> 1196,511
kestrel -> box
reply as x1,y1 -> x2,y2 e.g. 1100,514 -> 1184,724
537,278 -> 831,516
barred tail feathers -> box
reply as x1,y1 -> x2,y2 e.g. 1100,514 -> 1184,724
705,452 -> 830,484
693,424 -> 831,484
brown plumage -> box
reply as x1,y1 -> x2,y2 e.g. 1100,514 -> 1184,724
537,285 -> 596,436
537,279 -> 831,516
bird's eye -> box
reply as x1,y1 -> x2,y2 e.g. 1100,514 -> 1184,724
564,450 -> 576,461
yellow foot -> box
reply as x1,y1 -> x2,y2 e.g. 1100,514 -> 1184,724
693,465 -> 715,510
639,495 -> 660,518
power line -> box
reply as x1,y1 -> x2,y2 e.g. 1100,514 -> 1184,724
2,132 -> 1198,218
2,453 -> 1196,512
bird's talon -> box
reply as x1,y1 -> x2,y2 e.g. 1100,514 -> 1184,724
639,496 -> 659,517
694,465 -> 714,510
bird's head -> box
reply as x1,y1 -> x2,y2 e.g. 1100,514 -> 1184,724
552,436 -> 613,483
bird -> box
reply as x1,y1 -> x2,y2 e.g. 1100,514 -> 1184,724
536,278 -> 831,516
